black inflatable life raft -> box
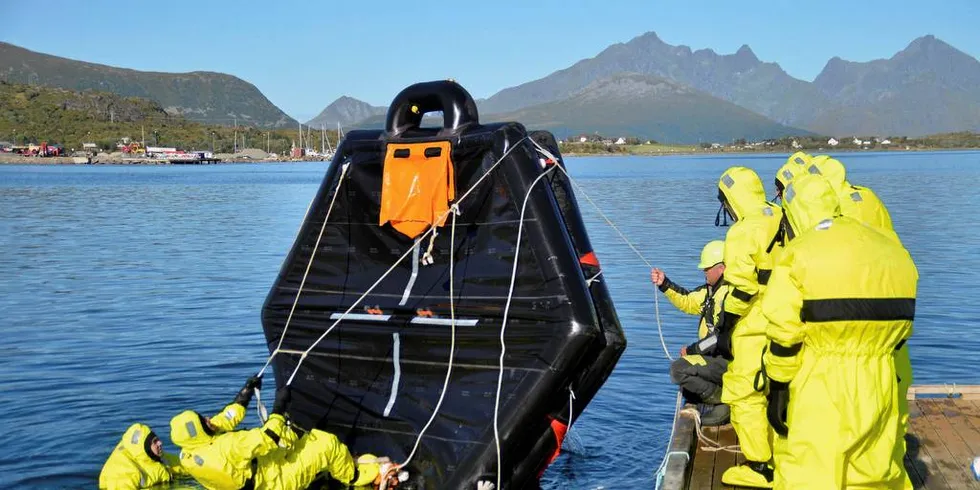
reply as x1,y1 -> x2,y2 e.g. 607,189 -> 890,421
261,80 -> 626,489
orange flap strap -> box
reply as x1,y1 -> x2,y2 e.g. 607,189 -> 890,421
379,141 -> 455,239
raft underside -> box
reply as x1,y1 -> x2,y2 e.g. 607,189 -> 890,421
659,385 -> 980,489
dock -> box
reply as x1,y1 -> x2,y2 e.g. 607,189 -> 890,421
658,385 -> 980,489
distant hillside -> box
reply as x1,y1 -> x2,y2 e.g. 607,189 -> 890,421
0,42 -> 296,128
0,82 -> 322,154
479,32 -> 980,136
479,32 -> 826,126
306,96 -> 385,128
808,36 -> 980,135
484,73 -> 811,143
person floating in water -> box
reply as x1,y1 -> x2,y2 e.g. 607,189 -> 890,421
169,376 -> 402,490
651,239 -> 733,426
99,422 -> 185,489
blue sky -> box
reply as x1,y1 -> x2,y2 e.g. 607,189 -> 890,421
2,0 -> 977,122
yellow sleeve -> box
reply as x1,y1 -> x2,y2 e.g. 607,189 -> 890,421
659,278 -> 708,316
227,414 -> 297,461
862,187 -> 894,231
98,453 -> 141,490
161,452 -> 187,477
208,402 -> 246,433
723,222 -> 762,316
762,248 -> 805,383
305,430 -> 360,485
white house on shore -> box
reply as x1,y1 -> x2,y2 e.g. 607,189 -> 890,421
828,138 -> 839,147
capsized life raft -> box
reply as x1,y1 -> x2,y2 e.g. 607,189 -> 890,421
261,80 -> 626,489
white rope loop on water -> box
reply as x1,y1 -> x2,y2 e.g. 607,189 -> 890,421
653,391 -> 685,488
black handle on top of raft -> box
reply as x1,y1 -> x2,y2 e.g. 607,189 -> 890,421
385,80 -> 479,137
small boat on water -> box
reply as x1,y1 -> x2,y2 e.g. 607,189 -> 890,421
657,384 -> 980,489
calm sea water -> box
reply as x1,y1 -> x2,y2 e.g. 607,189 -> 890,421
1,151 -> 978,489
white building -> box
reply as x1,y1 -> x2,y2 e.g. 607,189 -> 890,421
880,139 -> 892,145
853,137 -> 863,145
579,136 -> 588,143
827,138 -> 839,147
615,137 -> 626,145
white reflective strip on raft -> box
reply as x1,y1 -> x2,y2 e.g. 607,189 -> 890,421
329,313 -> 391,322
399,238 -> 422,306
383,333 -> 401,417
409,317 -> 479,326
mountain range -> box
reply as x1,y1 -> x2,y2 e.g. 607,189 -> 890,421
329,33 -> 980,139
485,73 -> 811,142
0,42 -> 296,128
2,32 -> 978,140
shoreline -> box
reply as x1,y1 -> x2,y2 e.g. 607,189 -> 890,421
3,146 -> 979,165
0,154 -> 323,165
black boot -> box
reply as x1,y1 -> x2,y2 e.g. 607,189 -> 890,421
697,403 -> 730,426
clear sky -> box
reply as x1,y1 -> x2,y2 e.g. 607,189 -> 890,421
2,0 -> 977,122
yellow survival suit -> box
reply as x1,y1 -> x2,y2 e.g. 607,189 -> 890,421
762,174 -> 916,489
716,167 -> 783,488
774,152 -> 810,201
170,379 -> 384,490
657,240 -> 733,423
806,156 -> 894,234
99,423 -> 184,489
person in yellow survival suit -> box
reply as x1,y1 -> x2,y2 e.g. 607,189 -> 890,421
170,377 -> 400,490
804,154 -> 913,489
773,152 -> 811,202
651,240 -> 733,426
99,423 -> 185,489
761,174 -> 916,489
806,155 -> 894,235
715,166 -> 783,488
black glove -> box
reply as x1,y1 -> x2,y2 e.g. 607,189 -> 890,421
766,380 -> 790,436
233,375 -> 262,407
244,375 -> 262,391
273,387 -> 292,415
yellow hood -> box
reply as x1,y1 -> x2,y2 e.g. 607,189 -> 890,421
775,160 -> 805,193
119,423 -> 160,465
782,174 -> 841,237
806,156 -> 849,193
787,151 -> 812,167
170,410 -> 213,449
718,166 -> 767,221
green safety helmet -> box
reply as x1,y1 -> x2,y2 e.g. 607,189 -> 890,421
698,240 -> 725,269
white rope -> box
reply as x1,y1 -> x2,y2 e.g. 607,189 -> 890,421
566,386 -> 577,435
679,406 -> 740,454
253,162 -> 350,421
653,391 -> 685,488
397,208 -> 459,470
259,162 -> 351,378
494,165 -> 556,489
283,136 -> 530,386
528,139 -> 673,362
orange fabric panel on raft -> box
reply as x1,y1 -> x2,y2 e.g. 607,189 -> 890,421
379,141 -> 456,239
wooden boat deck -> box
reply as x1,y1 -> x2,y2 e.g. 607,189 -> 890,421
658,385 -> 980,489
